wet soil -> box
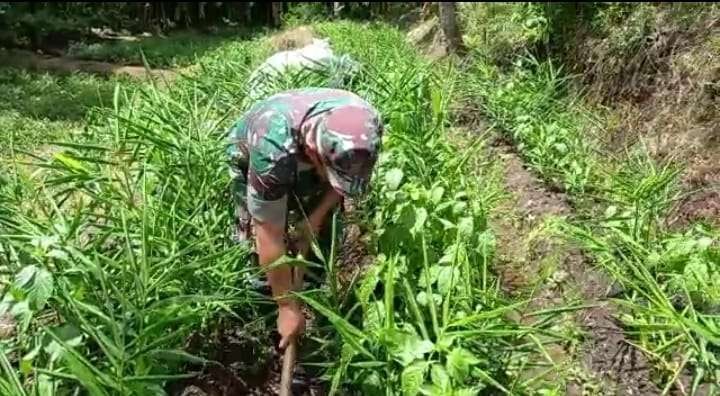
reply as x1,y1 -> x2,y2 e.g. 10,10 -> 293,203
171,216 -> 373,396
670,190 -> 720,228
337,213 -> 376,288
488,135 -> 661,395
168,324 -> 326,396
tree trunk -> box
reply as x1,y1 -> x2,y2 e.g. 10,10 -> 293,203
438,2 -> 462,53
270,2 -> 282,27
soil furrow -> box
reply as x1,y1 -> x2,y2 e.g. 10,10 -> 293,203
488,135 -> 661,395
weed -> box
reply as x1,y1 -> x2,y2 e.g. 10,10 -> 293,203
0,68 -> 139,160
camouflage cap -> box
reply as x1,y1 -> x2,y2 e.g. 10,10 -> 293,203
316,104 -> 383,197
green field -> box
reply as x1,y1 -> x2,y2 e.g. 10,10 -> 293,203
1,3 -> 718,395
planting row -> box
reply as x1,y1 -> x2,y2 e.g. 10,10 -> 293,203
469,51 -> 720,392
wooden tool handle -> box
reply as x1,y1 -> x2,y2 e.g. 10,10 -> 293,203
279,338 -> 298,396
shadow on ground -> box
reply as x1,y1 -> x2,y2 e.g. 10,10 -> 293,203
0,67 -> 123,122
65,29 -> 254,68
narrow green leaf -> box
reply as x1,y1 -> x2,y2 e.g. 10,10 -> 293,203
297,293 -> 374,359
0,345 -> 26,396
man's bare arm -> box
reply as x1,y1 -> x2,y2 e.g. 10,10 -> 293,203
255,219 -> 292,301
255,219 -> 305,348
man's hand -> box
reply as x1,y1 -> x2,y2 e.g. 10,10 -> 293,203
278,300 -> 306,349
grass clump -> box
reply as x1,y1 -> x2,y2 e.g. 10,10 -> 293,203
0,68 -> 137,159
280,23 -> 573,394
459,3 -> 550,66
461,3 -> 720,390
0,78 -> 260,394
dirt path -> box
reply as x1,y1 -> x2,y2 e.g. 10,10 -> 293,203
0,49 -> 178,80
488,135 -> 662,395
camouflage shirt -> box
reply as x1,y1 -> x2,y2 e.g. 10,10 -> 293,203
227,88 -> 382,228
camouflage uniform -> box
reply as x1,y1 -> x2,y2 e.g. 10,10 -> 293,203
226,88 -> 382,250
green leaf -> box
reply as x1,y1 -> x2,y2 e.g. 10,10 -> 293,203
13,266 -> 53,310
360,371 -> 383,396
452,201 -> 467,215
386,168 -> 404,191
697,237 -> 713,250
385,329 -> 434,366
298,293 -> 374,359
45,335 -> 83,364
431,85 -> 443,120
10,301 -> 31,322
419,385 -> 444,396
604,205 -> 617,218
435,334 -> 457,352
357,261 -> 383,310
457,218 -> 474,239
431,186 -> 445,205
45,328 -> 116,393
47,249 -> 68,260
19,358 -> 32,377
53,152 -> 90,174
412,207 -> 428,236
437,266 -> 457,295
148,349 -> 209,365
63,351 -> 109,396
419,265 -> 440,288
401,360 -> 429,396
364,300 -> 385,332
438,218 -> 455,230
476,230 -> 495,257
14,266 -> 38,289
416,291 -> 441,307
33,268 -> 53,310
435,202 -> 454,214
431,364 -> 450,392
446,348 -> 480,380
37,373 -> 57,396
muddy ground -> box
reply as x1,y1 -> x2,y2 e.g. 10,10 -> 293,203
169,220 -> 372,396
167,324 -> 326,396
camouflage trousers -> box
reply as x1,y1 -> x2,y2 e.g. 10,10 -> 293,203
228,129 -> 344,260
